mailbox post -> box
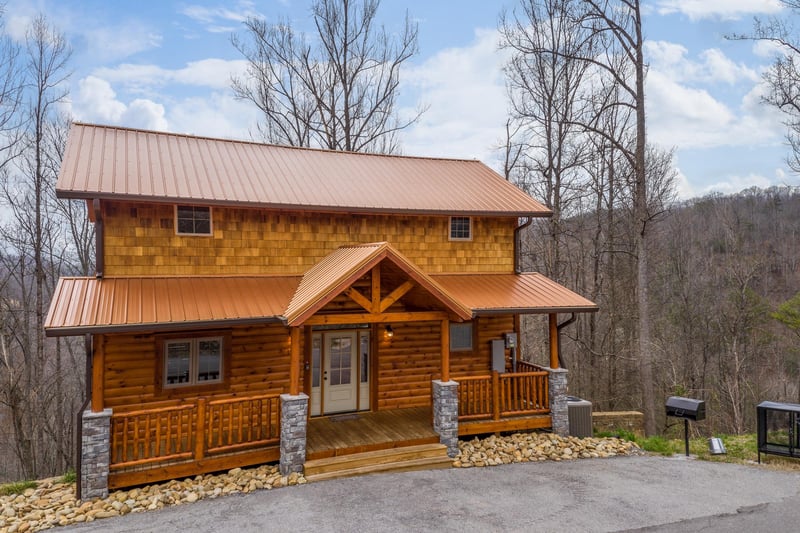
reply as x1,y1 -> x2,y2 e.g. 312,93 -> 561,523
666,396 -> 706,456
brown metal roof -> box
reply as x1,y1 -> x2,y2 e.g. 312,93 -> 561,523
431,273 -> 598,314
56,123 -> 551,217
45,276 -> 300,336
284,242 -> 473,326
45,252 -> 596,336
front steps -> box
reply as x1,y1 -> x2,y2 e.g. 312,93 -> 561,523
303,443 -> 452,482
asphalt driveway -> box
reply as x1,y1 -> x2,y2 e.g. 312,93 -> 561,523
63,455 -> 800,533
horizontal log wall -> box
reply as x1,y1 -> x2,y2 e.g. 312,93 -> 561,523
375,316 -> 517,410
101,324 -> 302,411
101,201 -> 516,276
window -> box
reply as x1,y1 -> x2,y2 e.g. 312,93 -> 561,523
449,216 -> 472,241
450,322 -> 473,351
176,205 -> 212,235
162,336 -> 224,389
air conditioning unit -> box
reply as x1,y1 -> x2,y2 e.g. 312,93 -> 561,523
567,396 -> 593,438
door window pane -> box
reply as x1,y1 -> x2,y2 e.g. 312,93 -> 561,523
360,332 -> 369,384
312,336 -> 321,388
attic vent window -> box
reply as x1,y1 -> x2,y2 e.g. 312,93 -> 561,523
176,205 -> 212,235
449,216 -> 472,241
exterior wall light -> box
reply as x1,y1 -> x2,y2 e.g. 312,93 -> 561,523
384,325 -> 394,338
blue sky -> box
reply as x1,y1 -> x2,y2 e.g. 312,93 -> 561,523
4,0 -> 796,199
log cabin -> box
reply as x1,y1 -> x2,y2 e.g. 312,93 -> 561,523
45,123 -> 597,498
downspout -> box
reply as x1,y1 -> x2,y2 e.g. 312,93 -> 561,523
556,313 -> 577,369
93,199 -> 104,279
76,334 -> 92,500
514,217 -> 533,274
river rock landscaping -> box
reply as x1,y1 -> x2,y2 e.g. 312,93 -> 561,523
1,433 -> 640,532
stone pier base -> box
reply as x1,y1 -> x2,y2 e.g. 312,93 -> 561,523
546,367 -> 569,437
432,380 -> 459,457
80,408 -> 112,500
279,393 -> 309,475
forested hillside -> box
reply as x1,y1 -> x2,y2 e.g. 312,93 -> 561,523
522,186 -> 800,434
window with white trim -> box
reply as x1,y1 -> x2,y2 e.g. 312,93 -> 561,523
176,205 -> 212,235
449,216 -> 472,241
450,322 -> 473,351
164,337 -> 223,387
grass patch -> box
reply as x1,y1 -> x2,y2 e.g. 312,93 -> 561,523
60,469 -> 76,484
595,428 -> 800,471
0,480 -> 37,497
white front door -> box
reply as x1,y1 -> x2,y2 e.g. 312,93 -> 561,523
323,332 -> 358,413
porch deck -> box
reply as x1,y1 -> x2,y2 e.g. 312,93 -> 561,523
306,407 -> 439,460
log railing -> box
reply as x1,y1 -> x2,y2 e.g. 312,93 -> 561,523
457,369 -> 549,422
110,393 -> 281,470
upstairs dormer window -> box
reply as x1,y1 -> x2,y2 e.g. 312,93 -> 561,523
176,205 -> 212,235
449,216 -> 472,241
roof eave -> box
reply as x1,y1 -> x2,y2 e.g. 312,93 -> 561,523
55,190 -> 552,218
44,316 -> 286,337
472,306 -> 599,316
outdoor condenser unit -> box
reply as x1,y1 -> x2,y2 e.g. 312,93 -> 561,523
567,396 -> 593,438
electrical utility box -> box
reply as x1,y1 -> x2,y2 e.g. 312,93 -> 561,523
491,339 -> 506,373
504,333 -> 517,349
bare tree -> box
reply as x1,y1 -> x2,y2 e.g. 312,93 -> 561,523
730,1 -> 800,172
231,0 -> 424,153
500,0 -> 595,282
0,14 -> 72,479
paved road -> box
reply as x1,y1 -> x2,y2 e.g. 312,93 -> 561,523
63,455 -> 800,533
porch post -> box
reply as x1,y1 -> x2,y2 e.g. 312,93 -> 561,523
91,336 -> 105,412
432,380 -> 459,457
279,393 -> 309,475
546,367 -> 569,437
440,319 -> 450,382
80,407 -> 112,499
548,313 -> 559,369
289,327 -> 301,396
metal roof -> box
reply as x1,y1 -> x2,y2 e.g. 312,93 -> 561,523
45,249 -> 597,337
431,273 -> 598,314
284,242 -> 472,326
45,276 -> 300,336
56,123 -> 551,217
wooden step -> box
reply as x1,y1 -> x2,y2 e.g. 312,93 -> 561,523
304,443 -> 452,482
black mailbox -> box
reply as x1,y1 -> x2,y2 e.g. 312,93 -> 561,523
666,396 -> 706,421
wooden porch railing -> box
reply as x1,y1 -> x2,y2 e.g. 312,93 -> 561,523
457,366 -> 549,422
110,394 -> 281,470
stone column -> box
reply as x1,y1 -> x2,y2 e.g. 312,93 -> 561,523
546,367 -> 569,437
432,380 -> 459,457
280,393 -> 309,475
80,408 -> 112,500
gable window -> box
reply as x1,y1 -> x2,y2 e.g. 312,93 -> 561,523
449,216 -> 472,241
176,205 -> 212,235
450,322 -> 473,352
162,335 -> 225,389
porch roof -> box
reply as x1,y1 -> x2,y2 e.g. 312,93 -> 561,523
44,276 -> 299,336
45,248 -> 597,336
284,242 -> 473,326
431,273 -> 598,314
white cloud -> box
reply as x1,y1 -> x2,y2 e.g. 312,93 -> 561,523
646,70 -> 782,148
81,24 -> 162,62
180,1 -> 262,32
699,172 -> 775,195
646,41 -> 759,85
400,28 -> 509,165
167,92 -> 256,139
92,58 -> 250,95
73,76 -> 167,131
655,0 -> 783,21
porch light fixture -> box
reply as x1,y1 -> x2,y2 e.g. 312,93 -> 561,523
384,325 -> 394,338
